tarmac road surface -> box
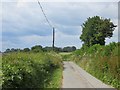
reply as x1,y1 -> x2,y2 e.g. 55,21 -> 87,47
62,61 -> 116,90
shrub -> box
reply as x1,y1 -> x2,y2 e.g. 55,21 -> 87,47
70,42 -> 120,89
2,52 -> 62,89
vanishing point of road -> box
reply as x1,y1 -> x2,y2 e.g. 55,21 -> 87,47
62,61 -> 116,89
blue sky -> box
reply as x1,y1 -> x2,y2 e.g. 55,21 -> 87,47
1,0 -> 119,51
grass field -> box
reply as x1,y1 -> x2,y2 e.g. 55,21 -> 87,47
59,52 -> 72,61
59,52 -> 72,55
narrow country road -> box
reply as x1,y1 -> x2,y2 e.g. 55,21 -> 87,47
62,61 -> 116,89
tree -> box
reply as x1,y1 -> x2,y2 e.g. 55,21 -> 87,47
71,46 -> 76,51
43,46 -> 60,52
31,45 -> 43,52
63,46 -> 76,52
80,16 -> 116,47
11,48 -> 15,52
43,47 -> 53,52
5,48 -> 11,53
5,48 -> 21,53
23,48 -> 30,52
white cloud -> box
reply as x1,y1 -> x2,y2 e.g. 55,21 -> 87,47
0,2 -> 2,52
2,2 -> 118,51
2,0 -> 120,2
17,0 -> 27,8
55,30 -> 82,48
2,41 -> 19,51
19,35 -> 52,47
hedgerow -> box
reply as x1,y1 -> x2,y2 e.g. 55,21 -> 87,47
2,52 -> 62,89
71,42 -> 120,89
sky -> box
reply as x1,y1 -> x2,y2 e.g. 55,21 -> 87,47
1,0 -> 119,51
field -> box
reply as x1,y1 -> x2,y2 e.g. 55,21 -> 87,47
1,52 -> 63,89
59,52 -> 72,55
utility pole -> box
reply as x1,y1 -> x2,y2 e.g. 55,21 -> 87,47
52,27 -> 55,51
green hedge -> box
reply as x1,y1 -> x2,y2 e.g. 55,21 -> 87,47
72,42 -> 120,89
2,52 -> 62,89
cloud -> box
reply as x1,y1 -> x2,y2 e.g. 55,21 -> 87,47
17,0 -> 27,7
43,2 -> 118,25
55,30 -> 82,48
2,2 -> 118,51
2,0 -> 120,2
19,35 -> 52,46
55,25 -> 81,35
2,35 -> 52,51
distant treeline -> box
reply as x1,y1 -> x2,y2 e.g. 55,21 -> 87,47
4,45 -> 76,53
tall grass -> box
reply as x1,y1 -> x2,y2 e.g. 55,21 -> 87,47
2,52 -> 62,89
71,42 -> 120,89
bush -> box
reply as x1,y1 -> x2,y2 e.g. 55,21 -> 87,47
70,42 -> 120,89
2,52 -> 62,89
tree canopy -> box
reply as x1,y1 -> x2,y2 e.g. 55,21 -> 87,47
62,46 -> 76,52
23,48 -> 30,52
31,45 -> 43,52
4,46 -> 77,53
80,16 -> 116,47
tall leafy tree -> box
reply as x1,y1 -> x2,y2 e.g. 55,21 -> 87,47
80,16 -> 116,47
31,45 -> 43,52
23,48 -> 30,52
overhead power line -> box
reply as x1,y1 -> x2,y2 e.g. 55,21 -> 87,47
37,0 -> 53,28
37,0 -> 55,50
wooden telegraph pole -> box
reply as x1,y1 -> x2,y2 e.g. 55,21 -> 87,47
52,27 -> 55,51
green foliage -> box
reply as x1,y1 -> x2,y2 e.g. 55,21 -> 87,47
62,46 -> 76,52
71,42 -> 120,89
23,48 -> 30,52
59,52 -> 73,61
43,47 -> 53,52
80,16 -> 116,47
2,52 -> 62,89
5,45 -> 77,53
5,48 -> 21,53
43,47 -> 61,52
43,46 -> 76,52
31,45 -> 43,53
5,49 -> 11,53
